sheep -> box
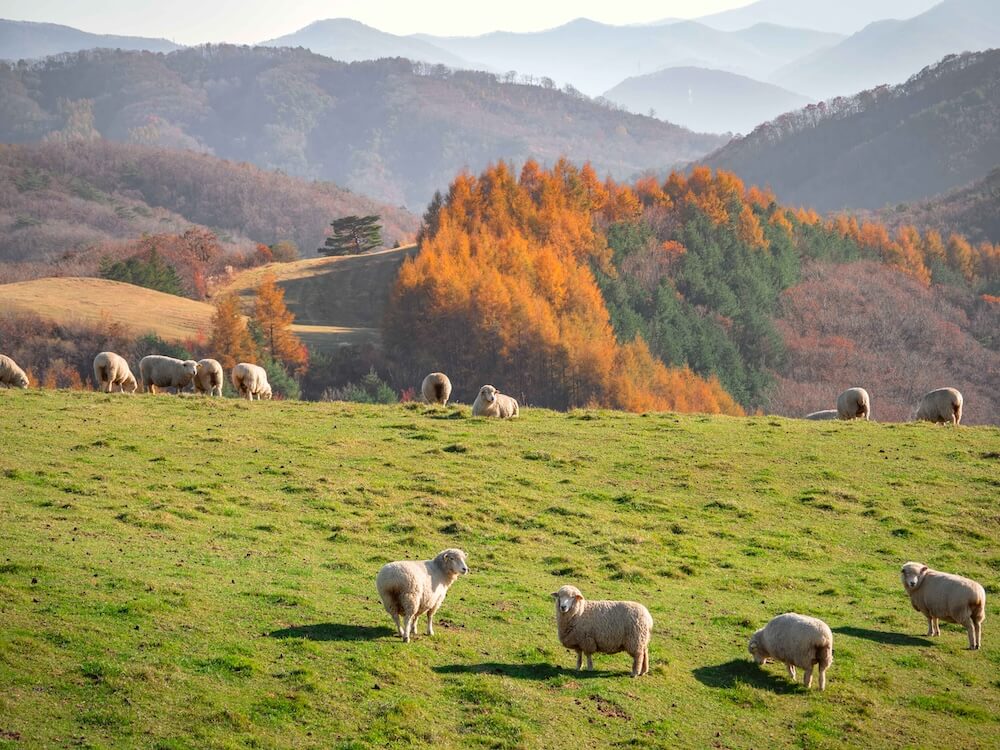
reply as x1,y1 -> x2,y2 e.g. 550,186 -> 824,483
93,351 -> 137,393
0,354 -> 29,389
805,409 -> 838,420
837,387 -> 870,420
193,358 -> 224,396
421,372 -> 452,405
231,363 -> 272,401
139,355 -> 199,394
472,384 -> 519,418
900,562 -> 985,649
748,612 -> 833,690
551,585 -> 653,678
376,549 -> 469,642
915,387 -> 963,425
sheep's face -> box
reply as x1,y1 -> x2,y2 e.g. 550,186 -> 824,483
901,562 -> 928,591
182,360 -> 199,378
15,373 -> 29,388
439,549 -> 469,576
552,585 -> 583,615
748,632 -> 768,664
262,386 -> 273,400
124,374 -> 137,393
478,385 -> 497,404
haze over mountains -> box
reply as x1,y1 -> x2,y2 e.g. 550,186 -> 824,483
694,0 -> 940,34
0,18 -> 180,60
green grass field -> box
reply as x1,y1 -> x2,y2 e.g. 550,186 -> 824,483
1,390 -> 998,749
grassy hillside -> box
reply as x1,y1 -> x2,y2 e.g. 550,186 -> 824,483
1,390 -> 998,749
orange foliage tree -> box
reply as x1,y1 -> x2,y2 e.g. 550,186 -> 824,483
253,274 -> 308,375
384,160 -> 742,415
209,293 -> 258,370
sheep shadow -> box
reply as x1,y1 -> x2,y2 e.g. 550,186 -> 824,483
267,623 -> 394,641
692,659 -> 800,694
433,662 -> 619,680
833,626 -> 931,646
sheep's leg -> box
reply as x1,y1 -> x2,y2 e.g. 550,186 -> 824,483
585,654 -> 594,671
631,652 -> 642,678
409,615 -> 418,639
575,651 -> 583,671
933,617 -> 941,636
803,665 -> 814,689
973,619 -> 982,650
426,609 -> 435,637
641,648 -> 649,676
401,612 -> 415,643
817,666 -> 826,691
786,663 -> 796,681
390,612 -> 403,637
926,616 -> 935,636
963,618 -> 977,650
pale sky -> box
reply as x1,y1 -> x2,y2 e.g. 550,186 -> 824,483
1,0 -> 751,44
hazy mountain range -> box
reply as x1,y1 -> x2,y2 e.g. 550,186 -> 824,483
693,0 -> 940,34
0,19 -> 180,61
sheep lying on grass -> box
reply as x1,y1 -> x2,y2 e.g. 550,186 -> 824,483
749,612 -> 833,690
139,355 -> 198,394
421,372 -> 452,405
472,385 -> 519,418
93,351 -> 137,393
193,358 -> 224,396
837,387 -> 870,420
552,585 -> 653,677
231,363 -> 271,401
805,410 -> 838,420
376,549 -> 469,642
900,562 -> 985,649
915,388 -> 963,425
0,354 -> 29,388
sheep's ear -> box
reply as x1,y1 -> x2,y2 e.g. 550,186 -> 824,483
574,594 -> 582,601
442,552 -> 451,562
919,565 -> 928,575
550,592 -> 559,598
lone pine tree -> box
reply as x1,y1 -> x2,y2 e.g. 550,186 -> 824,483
319,215 -> 383,256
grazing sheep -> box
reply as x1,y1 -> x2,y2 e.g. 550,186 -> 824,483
552,585 -> 653,677
748,613 -> 833,690
231,363 -> 271,401
376,549 -> 469,642
93,351 -> 137,393
900,562 -> 985,649
837,387 -> 870,420
805,409 -> 838,420
0,354 -> 29,389
193,358 -> 224,396
915,387 -> 963,425
421,372 -> 452,405
139,355 -> 199,394
472,384 -> 519,418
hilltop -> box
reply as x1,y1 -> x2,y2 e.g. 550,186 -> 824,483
0,390 -> 997,748
0,18 -> 180,61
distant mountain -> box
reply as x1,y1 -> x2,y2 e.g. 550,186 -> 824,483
416,18 -> 843,95
0,46 -> 725,209
0,18 -> 181,61
870,168 -> 1000,244
772,0 -> 1000,99
703,49 -> 1000,212
695,0 -> 940,34
603,66 -> 811,135
260,18 -> 475,69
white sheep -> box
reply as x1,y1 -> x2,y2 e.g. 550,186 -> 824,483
915,387 -> 963,425
552,585 -> 653,677
837,387 -> 870,420
805,409 -> 838,420
0,354 -> 29,389
93,351 -> 137,393
231,363 -> 272,401
749,613 -> 833,690
421,372 -> 452,405
900,562 -> 985,649
472,384 -> 519,418
193,358 -> 224,396
138,355 -> 199,394
376,549 -> 469,642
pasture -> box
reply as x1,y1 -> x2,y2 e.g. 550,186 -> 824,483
0,390 -> 998,748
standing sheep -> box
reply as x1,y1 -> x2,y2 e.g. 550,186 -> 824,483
915,387 -> 963,425
748,613 -> 833,690
376,549 -> 469,642
805,410 -> 838,420
193,358 -> 224,396
472,384 -> 519,418
231,363 -> 272,401
93,352 -> 137,393
0,354 -> 29,388
139,355 -> 199,394
837,387 -> 870,420
900,562 -> 985,649
552,585 -> 653,677
421,372 -> 452,405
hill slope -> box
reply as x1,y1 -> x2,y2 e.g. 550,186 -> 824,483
0,46 -> 725,209
0,18 -> 180,61
703,49 -> 1000,211
772,0 -> 1000,99
695,0 -> 939,34
1,391 -> 998,748
603,66 -> 811,135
